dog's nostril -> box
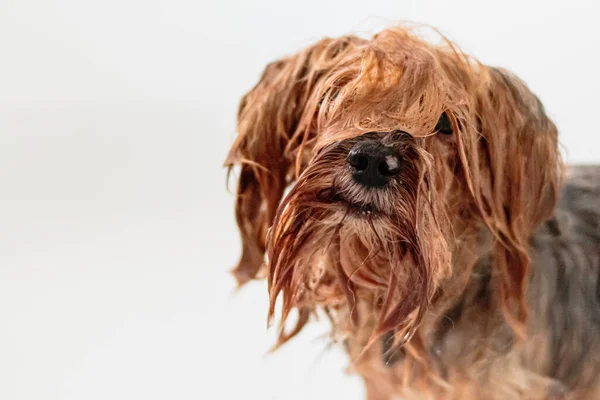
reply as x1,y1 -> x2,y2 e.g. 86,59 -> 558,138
378,155 -> 401,177
348,154 -> 369,171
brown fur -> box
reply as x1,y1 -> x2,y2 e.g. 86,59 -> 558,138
225,26 -> 600,399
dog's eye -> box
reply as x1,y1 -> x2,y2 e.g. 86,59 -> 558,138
435,113 -> 453,135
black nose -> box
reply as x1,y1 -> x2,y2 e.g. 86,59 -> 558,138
347,142 -> 401,187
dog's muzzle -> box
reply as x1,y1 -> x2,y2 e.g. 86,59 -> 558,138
347,141 -> 401,187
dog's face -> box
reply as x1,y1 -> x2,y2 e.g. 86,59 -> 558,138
226,27 -> 562,351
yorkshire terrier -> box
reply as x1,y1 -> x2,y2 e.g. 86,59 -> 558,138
225,26 -> 600,399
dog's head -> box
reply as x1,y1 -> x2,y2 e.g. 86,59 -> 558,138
225,27 -> 562,352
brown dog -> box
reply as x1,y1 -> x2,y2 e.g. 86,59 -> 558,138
225,26 -> 600,399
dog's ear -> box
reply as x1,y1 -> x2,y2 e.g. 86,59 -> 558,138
225,37 -> 361,286
468,67 -> 563,334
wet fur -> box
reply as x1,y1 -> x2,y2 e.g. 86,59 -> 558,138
225,26 -> 600,399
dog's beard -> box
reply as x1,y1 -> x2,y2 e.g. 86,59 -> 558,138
266,136 -> 452,350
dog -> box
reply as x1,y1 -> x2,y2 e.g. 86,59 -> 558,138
225,26 -> 600,399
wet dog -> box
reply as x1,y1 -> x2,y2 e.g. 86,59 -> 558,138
225,26 -> 600,399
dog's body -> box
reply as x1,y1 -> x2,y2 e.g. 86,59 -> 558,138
226,26 -> 600,399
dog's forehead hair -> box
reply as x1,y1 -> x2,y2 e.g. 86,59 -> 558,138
292,32 -> 481,146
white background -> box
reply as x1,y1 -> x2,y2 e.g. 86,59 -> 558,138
0,1 -> 598,399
